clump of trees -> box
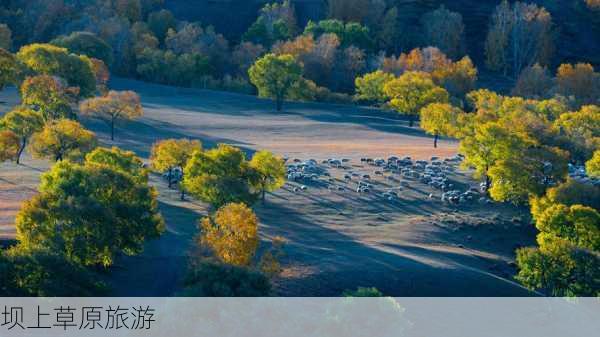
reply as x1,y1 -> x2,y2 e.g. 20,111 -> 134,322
16,157 -> 164,267
17,44 -> 96,97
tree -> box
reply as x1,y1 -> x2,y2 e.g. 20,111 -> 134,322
29,119 -> 97,162
0,247 -> 106,296
249,150 -> 286,203
327,0 -> 369,23
15,160 -> 164,267
354,70 -> 394,104
150,138 -> 202,199
248,53 -> 303,111
184,144 -> 258,208
51,32 -> 114,66
535,204 -> 600,252
555,105 -> 600,162
17,44 -> 96,97
304,19 -> 372,50
181,261 -> 270,296
0,106 -> 44,164
200,202 -> 259,267
420,6 -> 465,59
516,238 -> 600,297
0,130 -> 19,164
79,90 -> 143,140
0,24 -> 12,51
420,103 -> 462,148
85,146 -> 148,183
0,48 -> 18,91
20,75 -> 73,121
531,179 -> 600,220
243,1 -> 297,48
485,1 -> 554,77
383,71 -> 449,127
555,63 -> 600,108
147,9 -> 176,43
587,150 -> 600,178
232,42 -> 266,78
511,63 -> 553,99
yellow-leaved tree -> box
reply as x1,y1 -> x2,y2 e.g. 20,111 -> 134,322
383,71 -> 449,127
249,150 -> 286,203
79,90 -> 143,140
29,119 -> 97,162
420,103 -> 463,148
150,138 -> 202,199
200,202 -> 259,266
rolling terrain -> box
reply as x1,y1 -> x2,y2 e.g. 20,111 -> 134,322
0,79 -> 536,296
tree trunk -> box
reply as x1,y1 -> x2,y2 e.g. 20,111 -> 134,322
409,116 -> 415,127
16,138 -> 26,164
433,133 -> 439,148
276,96 -> 283,111
180,188 -> 185,201
167,168 -> 173,189
262,188 -> 266,204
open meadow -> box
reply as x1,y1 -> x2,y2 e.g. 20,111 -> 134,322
0,79 -> 536,296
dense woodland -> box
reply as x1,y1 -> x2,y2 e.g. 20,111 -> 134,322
0,0 -> 599,296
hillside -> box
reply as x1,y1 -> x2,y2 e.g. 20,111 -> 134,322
167,0 -> 600,67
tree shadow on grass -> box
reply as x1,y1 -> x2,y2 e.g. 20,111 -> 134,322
107,200 -> 203,296
255,201 -> 533,297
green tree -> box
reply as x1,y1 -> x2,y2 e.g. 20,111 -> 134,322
531,179 -> 600,220
554,105 -> 600,162
200,202 -> 259,266
15,160 -> 164,267
0,130 -> 19,164
184,144 -> 258,208
17,44 -> 96,97
0,106 -> 44,164
150,138 -> 202,199
51,32 -> 114,67
249,53 -> 303,111
182,261 -> 270,296
304,19 -> 373,50
384,71 -> 449,127
587,150 -> 600,178
0,247 -> 106,296
354,70 -> 394,105
85,146 -> 148,183
29,119 -> 97,161
419,103 -> 462,148
249,150 -> 286,203
516,238 -> 600,297
535,204 -> 600,252
0,48 -> 18,91
79,90 -> 143,140
20,75 -> 73,121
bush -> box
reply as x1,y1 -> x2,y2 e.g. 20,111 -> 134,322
0,247 -> 107,296
181,261 -> 271,296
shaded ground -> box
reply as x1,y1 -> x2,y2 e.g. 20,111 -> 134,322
0,80 -> 535,296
